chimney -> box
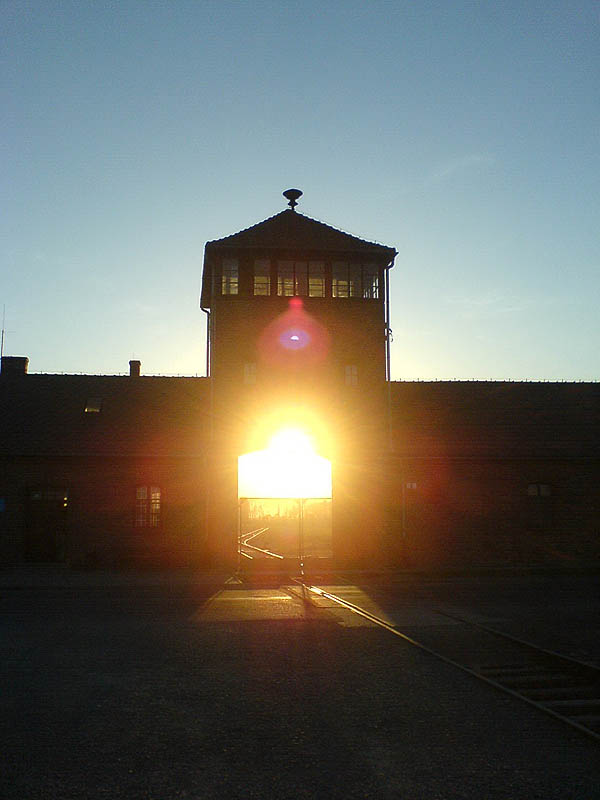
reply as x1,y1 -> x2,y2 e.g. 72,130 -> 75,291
129,359 -> 141,378
1,356 -> 29,376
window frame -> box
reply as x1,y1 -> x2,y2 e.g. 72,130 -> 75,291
362,263 -> 380,299
308,261 -> 325,297
135,485 -> 162,528
221,258 -> 239,296
332,262 -> 381,299
253,259 -> 271,296
277,260 -> 295,296
345,364 -> 358,386
332,261 -> 350,298
277,260 -> 311,297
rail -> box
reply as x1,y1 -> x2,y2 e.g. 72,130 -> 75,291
295,580 -> 600,743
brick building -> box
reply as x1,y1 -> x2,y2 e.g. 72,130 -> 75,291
1,193 -> 598,569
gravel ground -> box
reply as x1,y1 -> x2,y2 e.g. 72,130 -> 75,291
1,579 -> 599,799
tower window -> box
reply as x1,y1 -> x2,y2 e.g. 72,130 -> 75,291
277,261 -> 295,296
295,262 -> 308,295
333,263 -> 361,297
345,364 -> 358,386
349,264 -> 362,297
277,261 -> 308,296
135,486 -> 161,527
332,262 -> 349,297
332,263 -> 380,299
363,264 -> 379,299
221,258 -> 239,295
308,261 -> 325,297
253,259 -> 271,295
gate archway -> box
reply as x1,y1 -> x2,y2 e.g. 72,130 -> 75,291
237,429 -> 332,570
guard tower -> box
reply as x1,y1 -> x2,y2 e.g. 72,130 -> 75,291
200,190 -> 397,567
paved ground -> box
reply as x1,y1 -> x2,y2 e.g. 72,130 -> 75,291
325,572 -> 600,665
1,570 -> 599,799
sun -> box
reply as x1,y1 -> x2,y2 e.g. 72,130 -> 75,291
238,427 -> 332,499
268,427 -> 314,454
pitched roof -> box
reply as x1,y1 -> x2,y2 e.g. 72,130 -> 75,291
0,374 -> 210,458
2,374 -> 596,462
206,209 -> 397,257
201,209 -> 397,307
391,381 -> 600,459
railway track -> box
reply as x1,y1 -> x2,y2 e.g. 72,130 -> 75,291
238,527 -> 284,561
295,580 -> 600,743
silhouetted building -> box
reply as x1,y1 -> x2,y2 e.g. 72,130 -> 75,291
200,190 -> 396,565
0,363 -> 209,567
0,193 -> 598,569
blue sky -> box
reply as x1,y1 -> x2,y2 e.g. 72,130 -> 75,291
3,1 -> 598,379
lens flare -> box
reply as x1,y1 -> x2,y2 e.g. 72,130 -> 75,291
278,327 -> 311,350
258,298 -> 330,367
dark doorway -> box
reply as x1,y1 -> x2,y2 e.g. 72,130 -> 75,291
24,488 -> 69,562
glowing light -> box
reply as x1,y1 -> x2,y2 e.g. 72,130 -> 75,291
243,406 -> 333,459
238,427 -> 332,499
269,427 -> 313,453
258,299 -> 329,366
278,327 -> 311,350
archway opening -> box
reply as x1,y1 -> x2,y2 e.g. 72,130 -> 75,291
238,428 -> 332,564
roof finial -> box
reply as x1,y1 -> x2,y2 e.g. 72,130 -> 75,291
283,188 -> 302,210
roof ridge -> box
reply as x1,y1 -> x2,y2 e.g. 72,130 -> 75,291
294,210 -> 394,251
206,208 -> 396,253
206,209 -> 288,245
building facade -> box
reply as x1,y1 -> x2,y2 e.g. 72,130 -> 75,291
200,191 -> 396,566
0,359 -> 210,568
0,194 -> 598,569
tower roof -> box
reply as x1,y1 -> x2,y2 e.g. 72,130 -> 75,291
206,209 -> 396,257
201,208 -> 397,307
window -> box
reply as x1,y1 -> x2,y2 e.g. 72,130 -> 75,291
333,262 -> 362,297
406,482 -> 417,490
135,486 -> 161,527
349,264 -> 361,297
345,364 -> 358,386
253,259 -> 270,295
295,262 -> 308,296
363,264 -> 379,299
332,262 -> 349,297
221,258 -> 239,295
332,263 -> 380,299
84,398 -> 102,413
243,362 -> 257,385
527,483 -> 551,497
277,261 -> 308,296
308,261 -> 325,297
277,260 -> 295,296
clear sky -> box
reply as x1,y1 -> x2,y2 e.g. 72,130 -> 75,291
3,1 -> 598,380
